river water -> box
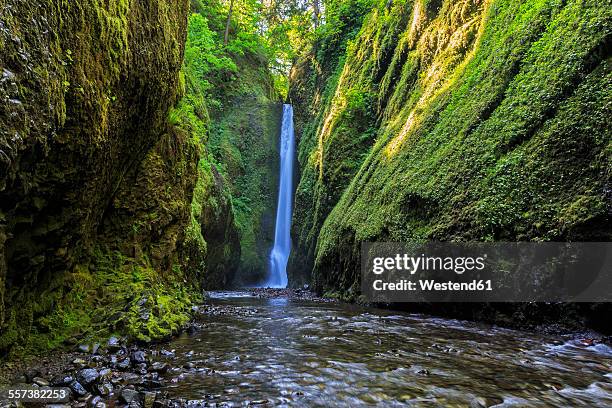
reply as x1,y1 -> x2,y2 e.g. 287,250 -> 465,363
154,292 -> 612,407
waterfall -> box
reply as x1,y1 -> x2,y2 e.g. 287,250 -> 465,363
265,104 -> 295,288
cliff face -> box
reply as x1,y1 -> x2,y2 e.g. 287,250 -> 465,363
289,0 -> 611,305
205,55 -> 282,286
0,0 -> 192,354
172,14 -> 281,289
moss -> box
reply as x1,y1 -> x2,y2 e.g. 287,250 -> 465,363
288,0 -> 611,301
23,249 -> 198,352
207,92 -> 281,285
0,0 -> 190,356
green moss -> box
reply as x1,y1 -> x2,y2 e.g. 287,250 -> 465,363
1,0 -> 191,356
289,0 -> 611,294
24,249 -> 198,352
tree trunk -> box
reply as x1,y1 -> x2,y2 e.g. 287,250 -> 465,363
224,0 -> 235,45
312,0 -> 320,28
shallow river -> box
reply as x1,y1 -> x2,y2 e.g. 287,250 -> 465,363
152,292 -> 612,407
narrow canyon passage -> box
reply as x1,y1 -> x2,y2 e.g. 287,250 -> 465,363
1,0 -> 610,406
150,292 -> 612,406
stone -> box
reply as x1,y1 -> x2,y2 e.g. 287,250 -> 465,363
32,377 -> 49,386
89,396 -> 102,407
107,336 -> 121,351
70,380 -> 88,397
51,375 -> 74,386
136,363 -> 148,375
77,368 -> 99,386
117,358 -> 131,370
131,350 -> 146,364
470,397 -> 487,408
96,381 -> 114,397
121,388 -> 141,404
150,362 -> 168,373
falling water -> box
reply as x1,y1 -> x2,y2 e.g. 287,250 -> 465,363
265,104 -> 295,288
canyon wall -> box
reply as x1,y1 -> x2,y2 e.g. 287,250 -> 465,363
288,0 -> 611,330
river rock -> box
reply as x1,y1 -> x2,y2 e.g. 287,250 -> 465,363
131,350 -> 146,364
33,376 -> 49,386
107,336 -> 121,351
70,380 -> 88,397
150,362 -> 168,373
117,358 -> 131,370
470,397 -> 487,408
51,375 -> 74,386
136,363 -> 148,375
77,368 -> 99,386
121,388 -> 141,404
96,381 -> 114,397
73,358 -> 87,366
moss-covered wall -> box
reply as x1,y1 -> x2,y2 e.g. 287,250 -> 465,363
288,0 -> 611,328
206,53 -> 282,286
0,0 -> 192,356
173,15 -> 282,289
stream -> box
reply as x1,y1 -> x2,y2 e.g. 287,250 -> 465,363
149,291 -> 612,407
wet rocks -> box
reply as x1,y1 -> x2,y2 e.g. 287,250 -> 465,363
69,380 -> 88,397
77,368 -> 99,386
117,358 -> 131,370
121,388 -> 141,404
470,397 -> 488,408
150,362 -> 169,373
32,376 -> 49,386
107,336 -> 121,351
132,350 -> 147,364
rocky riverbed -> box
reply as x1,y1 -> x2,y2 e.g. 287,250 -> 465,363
1,291 -> 611,407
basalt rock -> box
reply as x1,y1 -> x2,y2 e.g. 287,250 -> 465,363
0,0 -> 193,356
288,0 -> 612,331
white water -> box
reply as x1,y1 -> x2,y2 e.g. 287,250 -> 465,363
264,104 -> 295,288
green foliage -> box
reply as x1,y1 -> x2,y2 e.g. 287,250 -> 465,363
289,0 -> 612,295
11,249 -> 198,354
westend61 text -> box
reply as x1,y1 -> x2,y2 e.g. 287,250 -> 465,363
373,279 -> 493,292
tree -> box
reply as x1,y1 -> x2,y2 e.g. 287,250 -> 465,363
224,0 -> 235,45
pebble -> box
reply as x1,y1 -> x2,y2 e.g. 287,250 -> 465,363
150,362 -> 169,373
77,368 -> 99,386
470,397 -> 487,408
32,376 -> 49,386
117,358 -> 131,370
107,336 -> 121,350
132,350 -> 147,364
121,388 -> 140,404
69,380 -> 88,397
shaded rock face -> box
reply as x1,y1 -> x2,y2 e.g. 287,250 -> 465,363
288,0 -> 611,329
199,164 -> 241,289
0,0 -> 190,353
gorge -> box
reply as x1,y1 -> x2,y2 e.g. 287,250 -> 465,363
0,0 -> 611,405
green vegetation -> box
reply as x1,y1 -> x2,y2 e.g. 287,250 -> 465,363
1,0 -> 610,356
288,0 -> 611,298
174,4 -> 285,286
